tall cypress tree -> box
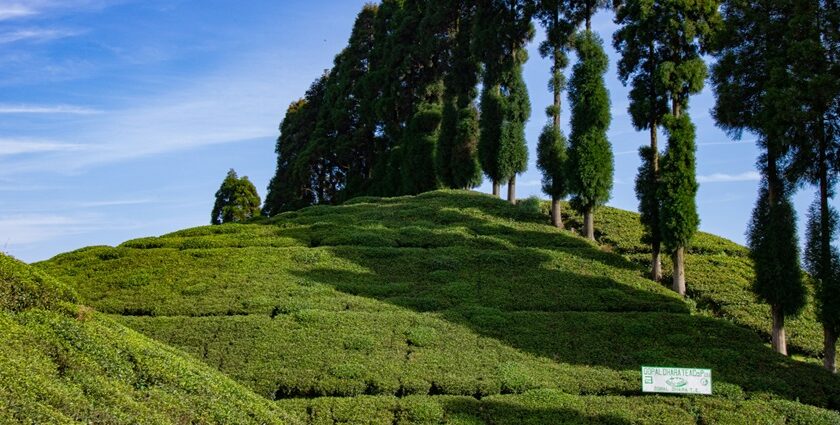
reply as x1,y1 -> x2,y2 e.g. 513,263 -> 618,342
658,112 -> 699,294
747,151 -> 807,356
786,0 -> 840,369
711,0 -> 811,353
474,0 -> 534,201
535,0 -> 574,227
613,0 -> 670,280
499,62 -> 531,204
436,1 -> 482,190
805,200 -> 840,372
567,29 -> 613,240
264,76 -> 328,216
654,0 -> 719,295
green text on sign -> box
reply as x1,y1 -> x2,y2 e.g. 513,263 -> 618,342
641,366 -> 712,395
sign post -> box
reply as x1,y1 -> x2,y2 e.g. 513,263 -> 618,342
641,366 -> 712,395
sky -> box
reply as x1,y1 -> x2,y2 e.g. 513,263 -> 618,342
0,0 -> 834,263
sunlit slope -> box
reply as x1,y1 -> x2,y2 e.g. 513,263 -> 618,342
39,190 -> 840,423
0,253 -> 293,424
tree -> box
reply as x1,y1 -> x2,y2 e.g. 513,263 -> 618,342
747,161 -> 807,356
711,0 -> 815,353
474,0 -> 534,202
785,0 -> 840,370
535,0 -> 575,227
212,169 -> 261,225
613,0 -> 671,280
567,30 -> 613,240
654,0 -> 719,295
436,1 -> 483,190
658,112 -> 699,295
498,63 -> 531,204
805,200 -> 840,372
263,76 -> 327,216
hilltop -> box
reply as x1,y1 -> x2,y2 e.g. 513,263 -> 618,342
0,253 -> 293,423
35,190 -> 840,424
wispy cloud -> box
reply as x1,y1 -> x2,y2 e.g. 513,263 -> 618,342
0,5 -> 35,20
70,199 -> 155,208
697,171 -> 761,184
0,139 -> 89,156
0,214 -> 88,245
0,104 -> 101,114
0,28 -> 81,44
0,1 -> 120,21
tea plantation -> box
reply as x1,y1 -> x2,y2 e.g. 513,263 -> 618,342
0,253 -> 292,423
29,190 -> 840,424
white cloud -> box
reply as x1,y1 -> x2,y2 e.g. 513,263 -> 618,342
0,214 -> 87,245
0,139 -> 89,156
0,28 -> 81,44
0,5 -> 35,20
697,171 -> 761,184
0,104 -> 100,114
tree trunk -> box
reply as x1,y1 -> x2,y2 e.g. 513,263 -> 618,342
825,327 -> 837,373
492,181 -> 500,197
507,175 -> 516,205
551,197 -> 563,228
650,117 -> 662,282
651,242 -> 662,282
584,206 -> 595,240
772,304 -> 787,355
672,247 -> 686,296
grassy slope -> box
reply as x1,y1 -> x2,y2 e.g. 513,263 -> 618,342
38,190 -> 840,424
0,253 -> 293,424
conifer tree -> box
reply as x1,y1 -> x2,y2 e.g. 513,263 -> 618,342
499,63 -> 531,204
567,30 -> 613,240
658,112 -> 699,294
805,200 -> 840,373
653,0 -> 719,295
746,152 -> 807,356
474,0 -> 534,202
613,0 -> 670,280
436,1 -> 482,190
535,0 -> 575,227
712,0 -> 811,353
264,76 -> 327,216
785,0 -> 840,369
212,169 -> 261,225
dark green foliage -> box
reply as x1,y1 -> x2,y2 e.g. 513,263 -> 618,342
567,31 -> 613,212
436,2 -> 482,190
401,97 -> 443,195
478,86 -> 505,185
263,77 -> 326,216
635,146 -> 660,247
211,169 -> 261,225
806,200 -> 840,336
658,114 -> 699,252
536,124 -> 568,199
746,185 -> 806,317
497,64 -> 531,182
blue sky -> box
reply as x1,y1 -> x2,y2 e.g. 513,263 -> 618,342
0,0 -> 833,262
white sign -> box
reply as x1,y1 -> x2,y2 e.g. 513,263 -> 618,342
641,366 -> 712,395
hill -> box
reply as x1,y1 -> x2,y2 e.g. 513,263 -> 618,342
37,190 -> 840,424
0,253 -> 293,423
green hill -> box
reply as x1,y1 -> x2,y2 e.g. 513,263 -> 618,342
35,190 -> 840,424
0,253 -> 292,423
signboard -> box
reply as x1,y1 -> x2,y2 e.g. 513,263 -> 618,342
641,366 -> 712,395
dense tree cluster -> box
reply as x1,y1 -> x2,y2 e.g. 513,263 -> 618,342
212,169 -> 262,225
259,0 -> 839,370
